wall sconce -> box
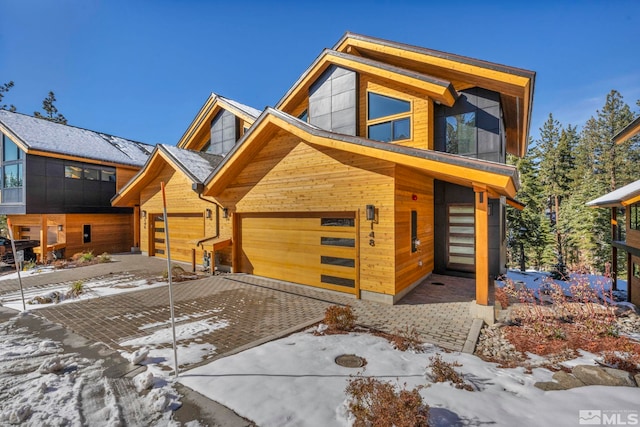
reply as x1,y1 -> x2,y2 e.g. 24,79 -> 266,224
58,225 -> 63,232
205,208 -> 212,219
366,204 -> 376,221
223,208 -> 229,219
142,210 -> 147,218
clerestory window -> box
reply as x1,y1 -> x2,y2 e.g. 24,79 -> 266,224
367,92 -> 411,142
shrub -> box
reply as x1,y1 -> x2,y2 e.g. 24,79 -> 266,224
323,305 -> 356,332
22,261 -> 37,271
345,377 -> 429,427
162,264 -> 187,281
495,286 -> 509,309
390,325 -> 423,352
73,251 -> 94,264
66,281 -> 84,298
428,353 -> 473,391
96,252 -> 111,263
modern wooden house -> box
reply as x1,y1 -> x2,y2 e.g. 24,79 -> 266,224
114,34 -> 536,316
587,116 -> 640,307
111,93 -> 260,266
0,110 -> 154,260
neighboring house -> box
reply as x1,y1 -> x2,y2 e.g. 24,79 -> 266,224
0,110 -> 154,260
111,93 -> 260,266
114,33 -> 535,317
586,116 -> 640,307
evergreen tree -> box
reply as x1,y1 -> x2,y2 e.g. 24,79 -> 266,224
0,81 -> 16,112
34,91 -> 67,124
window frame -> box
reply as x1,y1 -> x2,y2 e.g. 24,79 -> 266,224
631,204 -> 639,231
366,91 -> 412,143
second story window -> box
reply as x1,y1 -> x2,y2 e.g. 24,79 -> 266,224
1,134 -> 24,189
446,112 -> 476,155
367,92 -> 411,142
631,203 -> 639,231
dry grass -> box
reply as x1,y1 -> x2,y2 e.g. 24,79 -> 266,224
322,305 -> 357,333
345,377 -> 429,427
428,353 -> 474,391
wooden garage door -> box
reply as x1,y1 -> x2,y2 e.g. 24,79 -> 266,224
238,212 -> 358,294
152,213 -> 204,262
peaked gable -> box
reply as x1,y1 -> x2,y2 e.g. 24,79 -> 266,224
112,144 -> 223,207
176,93 -> 260,151
332,32 -> 535,157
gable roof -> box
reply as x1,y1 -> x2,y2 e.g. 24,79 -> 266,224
586,179 -> 640,208
613,116 -> 640,144
176,93 -> 261,150
112,144 -> 223,207
277,32 -> 534,157
0,109 -> 153,167
204,107 -> 520,199
276,49 -> 459,112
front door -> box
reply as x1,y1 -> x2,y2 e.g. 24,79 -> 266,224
446,204 -> 475,272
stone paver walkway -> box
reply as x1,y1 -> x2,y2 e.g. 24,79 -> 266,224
2,254 -> 477,364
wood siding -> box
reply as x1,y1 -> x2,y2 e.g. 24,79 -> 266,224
394,166 -> 434,293
359,76 -> 434,150
117,167 -> 139,192
139,164 -> 224,265
218,130 -> 397,296
7,213 -> 133,260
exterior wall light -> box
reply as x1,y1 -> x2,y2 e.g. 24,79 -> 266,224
366,204 -> 376,221
142,210 -> 147,218
206,208 -> 212,219
58,225 -> 63,232
223,208 -> 229,219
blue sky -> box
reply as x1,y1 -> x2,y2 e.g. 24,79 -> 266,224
1,0 -> 639,145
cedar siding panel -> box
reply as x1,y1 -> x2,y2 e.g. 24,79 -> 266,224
394,165 -> 434,293
219,130 -> 397,296
358,76 -> 433,150
138,163 -> 223,264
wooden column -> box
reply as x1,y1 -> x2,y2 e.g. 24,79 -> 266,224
611,207 -> 618,290
134,205 -> 141,248
40,214 -> 48,262
474,185 -> 489,305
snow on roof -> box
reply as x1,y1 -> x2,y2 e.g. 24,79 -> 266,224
215,94 -> 261,119
160,144 -> 223,183
586,179 -> 640,207
0,110 -> 154,167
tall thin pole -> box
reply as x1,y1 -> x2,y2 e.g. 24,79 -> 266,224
161,182 -> 179,378
6,219 -> 26,311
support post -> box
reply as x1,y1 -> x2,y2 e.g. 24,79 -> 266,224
474,185 -> 489,306
611,207 -> 618,290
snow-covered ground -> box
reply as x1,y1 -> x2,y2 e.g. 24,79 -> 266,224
0,269 -> 168,312
1,268 -> 638,426
178,329 -> 640,427
0,312 -> 185,426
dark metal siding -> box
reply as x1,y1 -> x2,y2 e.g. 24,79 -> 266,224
434,87 -> 505,163
208,109 -> 238,155
24,155 -> 131,214
309,65 -> 357,135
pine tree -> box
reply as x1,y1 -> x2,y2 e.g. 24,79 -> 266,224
34,91 -> 67,124
0,81 -> 17,112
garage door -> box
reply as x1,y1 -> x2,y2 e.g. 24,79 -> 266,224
238,212 -> 358,294
151,213 -> 204,262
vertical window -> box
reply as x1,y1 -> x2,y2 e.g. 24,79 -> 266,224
446,112 -> 476,155
631,204 -> 639,231
367,92 -> 411,142
83,224 -> 91,243
3,164 -> 22,188
411,210 -> 418,253
298,110 -> 309,122
2,135 -> 22,161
